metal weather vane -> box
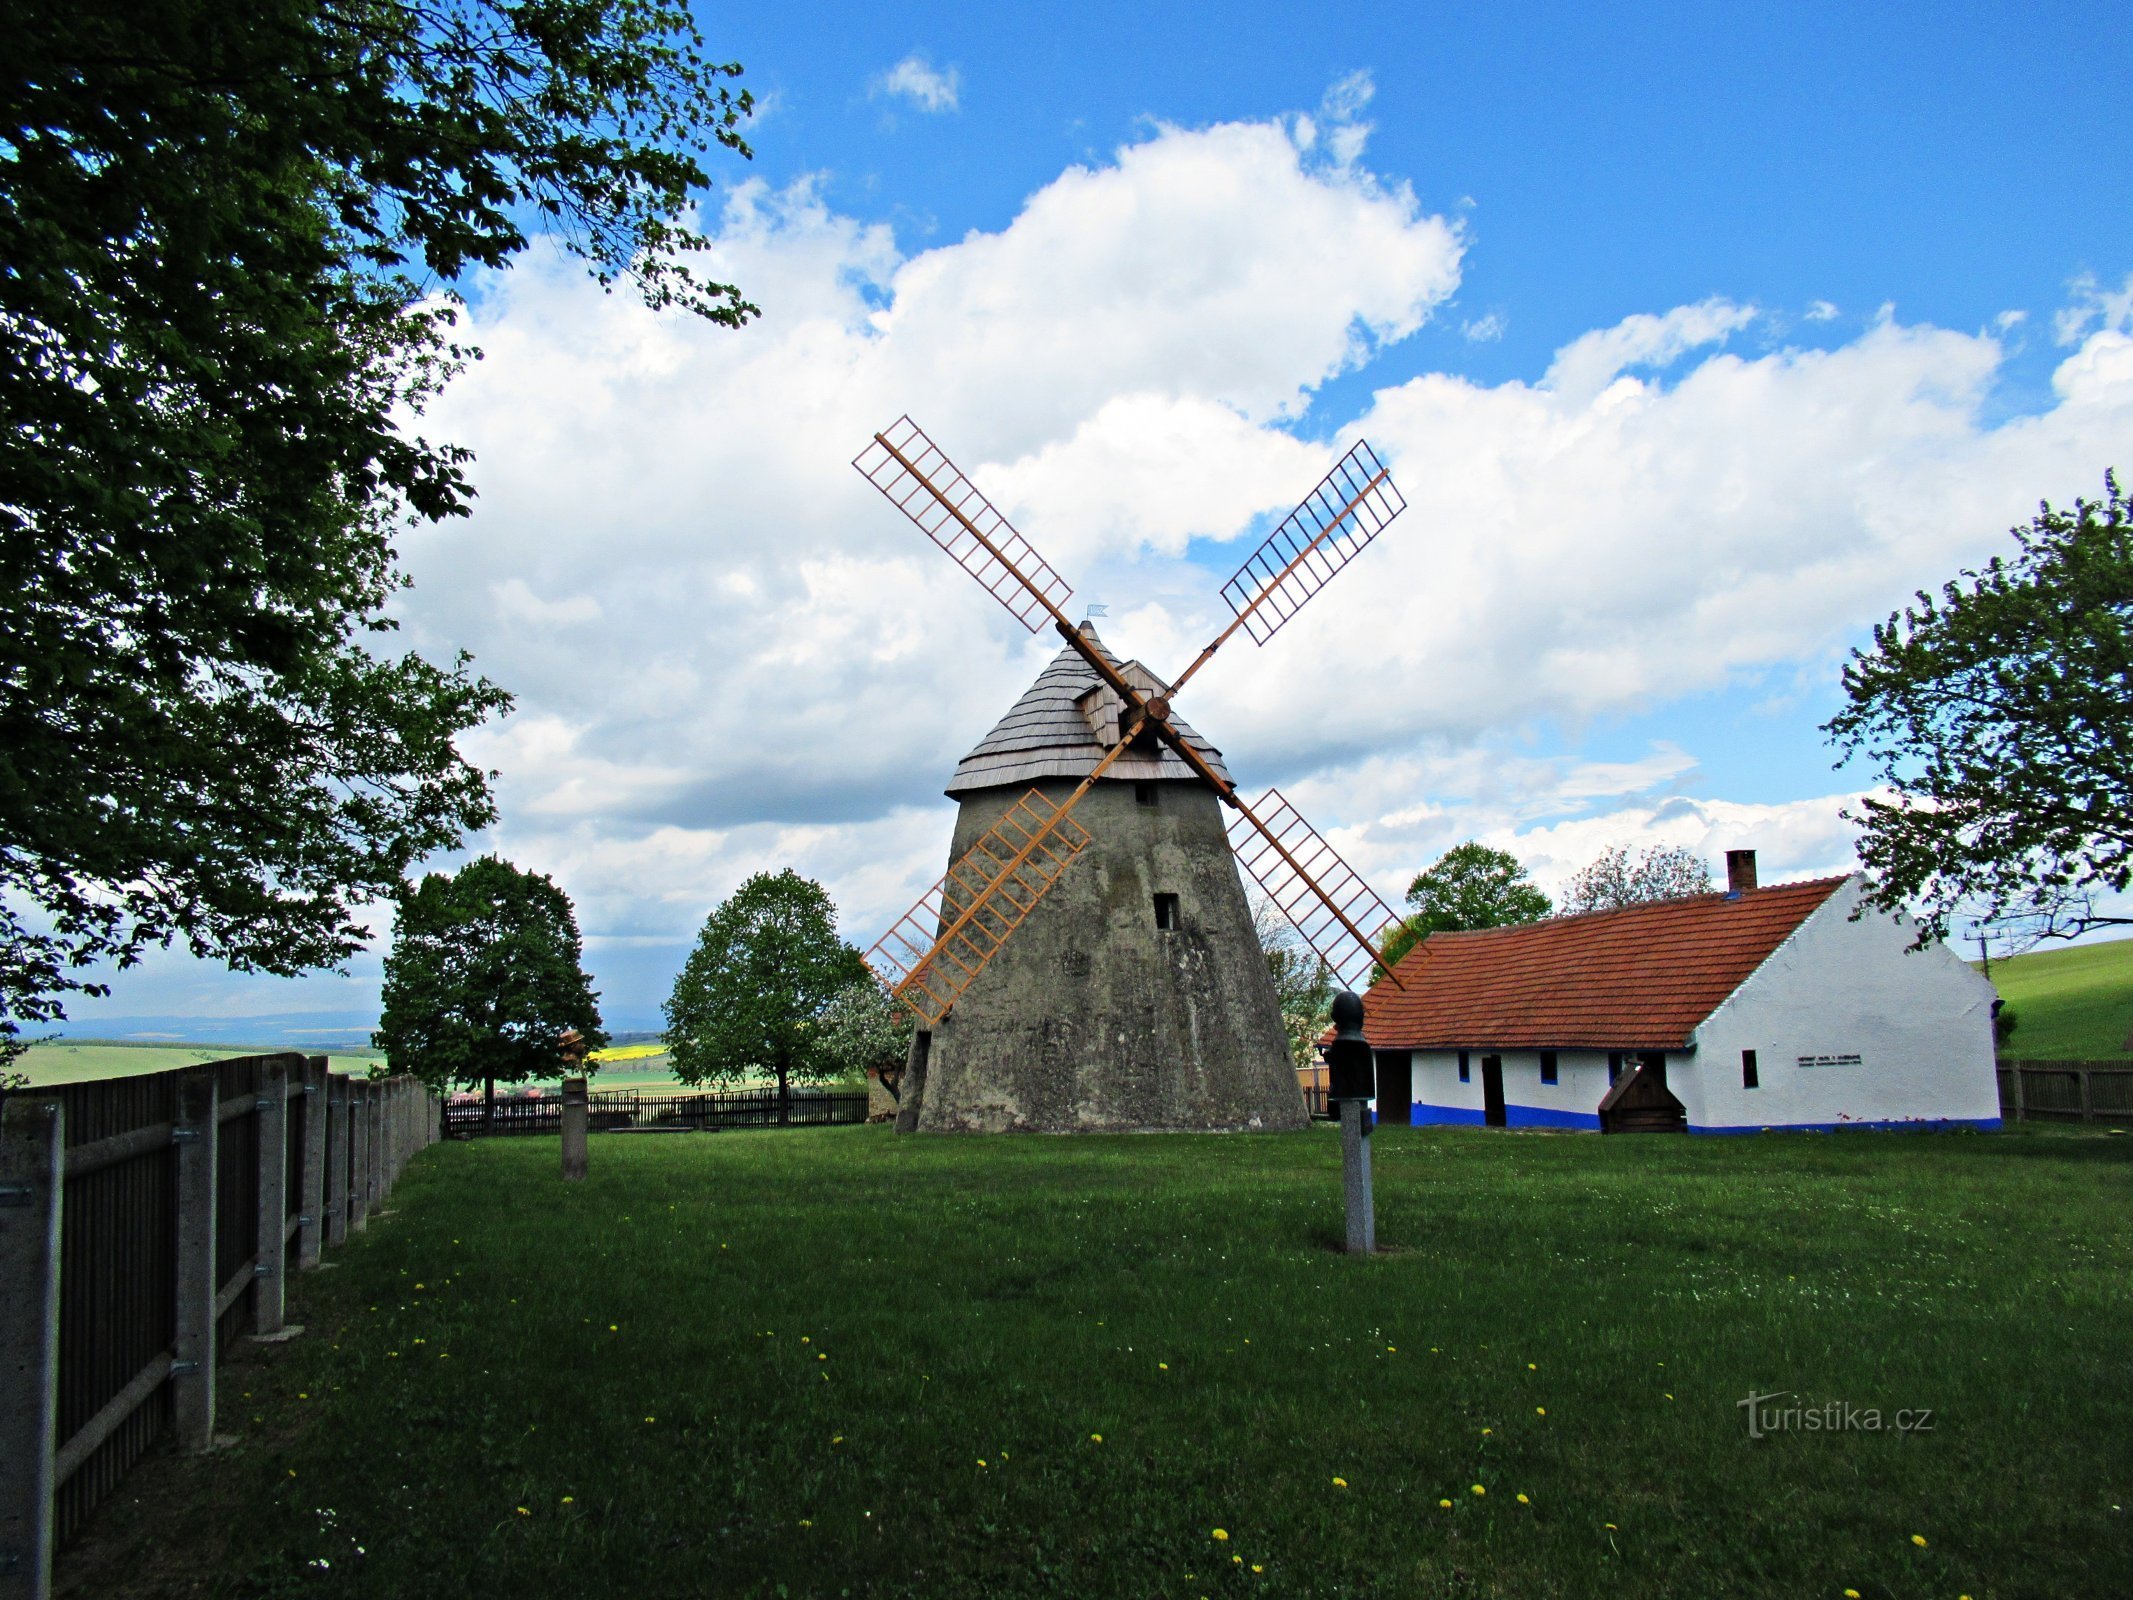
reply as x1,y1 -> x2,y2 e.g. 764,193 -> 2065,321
854,416 -> 1411,1025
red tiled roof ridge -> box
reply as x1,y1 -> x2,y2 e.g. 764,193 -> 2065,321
1361,872 -> 1857,1052
1420,872 -> 1856,942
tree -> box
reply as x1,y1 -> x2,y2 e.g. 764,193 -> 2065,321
1377,841 -> 1553,970
1826,474 -> 2133,947
1560,844 -> 1712,914
374,856 -> 607,1123
0,0 -> 755,1063
1253,897 -> 1338,1071
817,977 -> 916,1092
664,871 -> 869,1120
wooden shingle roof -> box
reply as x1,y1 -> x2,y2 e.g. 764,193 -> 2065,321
1361,875 -> 1852,1051
946,623 -> 1233,797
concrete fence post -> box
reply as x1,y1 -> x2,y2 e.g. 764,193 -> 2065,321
297,1059 -> 327,1270
0,1098 -> 63,1600
171,1065 -> 219,1453
325,1075 -> 350,1248
252,1060 -> 288,1337
349,1082 -> 370,1234
561,1076 -> 588,1182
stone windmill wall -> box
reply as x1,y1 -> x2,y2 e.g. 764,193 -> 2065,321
898,625 -> 1305,1134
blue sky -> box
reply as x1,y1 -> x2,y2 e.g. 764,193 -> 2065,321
52,1 -> 2133,1041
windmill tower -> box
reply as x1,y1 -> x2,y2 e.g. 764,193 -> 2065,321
856,418 -> 1412,1133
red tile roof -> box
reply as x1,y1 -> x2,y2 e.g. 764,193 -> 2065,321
1361,876 -> 1852,1051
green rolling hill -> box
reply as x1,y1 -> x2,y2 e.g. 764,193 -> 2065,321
1979,934 -> 2133,1059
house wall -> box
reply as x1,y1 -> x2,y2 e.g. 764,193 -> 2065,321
1403,1049 -> 1659,1130
1686,876 -> 2000,1132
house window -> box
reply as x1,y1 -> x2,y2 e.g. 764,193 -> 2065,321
1742,1048 -> 1759,1090
1539,1051 -> 1558,1085
1607,1051 -> 1623,1084
1458,1050 -> 1471,1083
1134,780 -> 1158,807
1153,892 -> 1181,931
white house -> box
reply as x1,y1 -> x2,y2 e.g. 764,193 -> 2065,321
1362,852 -> 2001,1134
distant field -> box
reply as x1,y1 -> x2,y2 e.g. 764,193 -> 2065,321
1981,934 -> 2133,1058
14,1040 -> 385,1084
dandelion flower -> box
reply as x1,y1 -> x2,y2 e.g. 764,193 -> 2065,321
1438,1499 -> 1452,1509
1527,1363 -> 1537,1370
1251,1565 -> 1264,1574
1604,1523 -> 1617,1530
1471,1484 -> 1486,1497
1911,1534 -> 1927,1547
609,1325 -> 618,1332
515,1507 -> 529,1516
1332,1476 -> 1348,1488
561,1496 -> 574,1504
1212,1529 -> 1229,1541
644,1416 -> 655,1424
1536,1407 -> 1546,1416
1159,1362 -> 1169,1370
798,1518 -> 813,1528
1516,1494 -> 1530,1504
1090,1433 -> 1103,1443
832,1435 -> 844,1445
1844,1591 -> 1860,1599
1231,1555 -> 1242,1566
977,1459 -> 987,1468
1481,1427 -> 1493,1436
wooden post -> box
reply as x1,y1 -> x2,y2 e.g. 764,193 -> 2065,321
297,1059 -> 327,1270
561,1077 -> 588,1182
171,1066 -> 218,1453
2080,1064 -> 2095,1125
325,1074 -> 350,1248
252,1059 -> 288,1336
348,1081 -> 370,1235
0,1098 -> 62,1600
2010,1060 -> 2026,1123
1339,1098 -> 1376,1255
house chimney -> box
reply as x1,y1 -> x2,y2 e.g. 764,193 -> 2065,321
1725,849 -> 1758,895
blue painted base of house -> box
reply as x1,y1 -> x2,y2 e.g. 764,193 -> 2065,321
1690,1116 -> 2004,1135
1408,1103 -> 1601,1131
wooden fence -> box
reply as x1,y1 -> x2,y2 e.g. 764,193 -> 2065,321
443,1085 -> 868,1137
1996,1059 -> 2133,1125
0,1057 -> 439,1600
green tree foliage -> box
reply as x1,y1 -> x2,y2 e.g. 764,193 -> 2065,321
1253,897 -> 1337,1071
374,856 -> 607,1115
817,977 -> 916,1087
0,0 -> 754,1062
1827,473 -> 2133,946
664,871 -> 869,1119
1377,841 -> 1553,970
1559,844 -> 1712,914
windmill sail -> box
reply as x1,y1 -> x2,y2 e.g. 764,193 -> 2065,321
854,417 -> 1074,633
1218,441 -> 1404,646
866,786 -> 1095,1026
1226,788 -> 1405,990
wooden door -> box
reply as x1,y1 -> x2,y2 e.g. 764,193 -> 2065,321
1481,1055 -> 1506,1127
1374,1050 -> 1410,1126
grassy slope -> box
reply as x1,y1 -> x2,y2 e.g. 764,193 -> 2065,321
15,1041 -> 384,1083
1981,935 -> 2133,1058
66,1126 -> 2133,1600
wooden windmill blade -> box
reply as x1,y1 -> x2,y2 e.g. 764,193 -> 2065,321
1225,788 -> 1406,991
854,416 -> 1075,634
865,787 -> 1096,1025
1163,439 -> 1405,701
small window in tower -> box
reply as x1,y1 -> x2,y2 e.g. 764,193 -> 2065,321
1539,1051 -> 1558,1085
1135,780 -> 1158,807
1153,892 -> 1181,931
1458,1050 -> 1471,1083
1742,1048 -> 1760,1090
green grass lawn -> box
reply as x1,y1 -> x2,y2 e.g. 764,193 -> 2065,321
1983,935 -> 2133,1058
64,1126 -> 2133,1600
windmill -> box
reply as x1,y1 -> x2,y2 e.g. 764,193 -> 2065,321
855,417 -> 1411,1132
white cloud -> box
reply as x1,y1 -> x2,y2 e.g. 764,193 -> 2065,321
2054,271 -> 2133,345
1462,312 -> 1506,343
97,102 -> 2131,1027
1805,299 -> 1839,323
1543,298 -> 1758,403
876,54 -> 960,113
